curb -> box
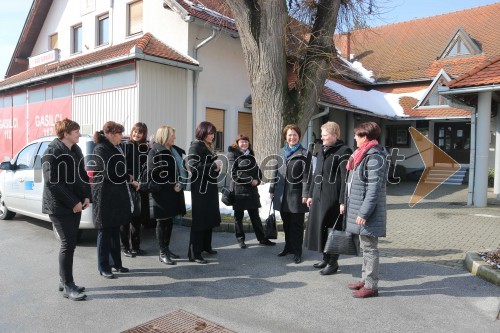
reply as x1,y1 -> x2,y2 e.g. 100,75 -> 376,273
174,217 -> 284,232
464,252 -> 500,286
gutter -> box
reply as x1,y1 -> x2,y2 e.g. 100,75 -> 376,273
439,84 -> 500,95
318,101 -> 394,120
0,53 -> 201,92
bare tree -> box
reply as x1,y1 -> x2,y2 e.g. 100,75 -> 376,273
224,0 -> 376,162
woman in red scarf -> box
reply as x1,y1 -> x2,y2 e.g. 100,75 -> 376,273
345,122 -> 388,298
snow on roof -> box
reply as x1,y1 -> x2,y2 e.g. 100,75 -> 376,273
351,61 -> 375,83
325,80 -> 426,117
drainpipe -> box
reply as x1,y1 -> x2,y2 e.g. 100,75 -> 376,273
109,0 -> 114,46
192,27 -> 219,136
467,107 -> 476,206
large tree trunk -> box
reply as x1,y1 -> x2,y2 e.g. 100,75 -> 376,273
226,1 -> 289,164
294,0 -> 342,132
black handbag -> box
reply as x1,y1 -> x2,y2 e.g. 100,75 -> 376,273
324,215 -> 359,256
264,202 -> 277,239
221,187 -> 234,206
130,186 -> 141,217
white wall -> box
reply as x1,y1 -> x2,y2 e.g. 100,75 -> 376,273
188,23 -> 251,151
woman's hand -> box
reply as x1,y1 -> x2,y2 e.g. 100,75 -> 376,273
73,202 -> 83,213
355,216 -> 366,225
174,183 -> 182,192
306,198 -> 312,208
82,198 -> 90,210
251,179 -> 259,187
131,181 -> 139,191
214,159 -> 222,172
302,197 -> 308,204
339,203 -> 345,215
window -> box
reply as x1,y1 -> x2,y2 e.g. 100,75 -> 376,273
387,125 -> 410,148
72,24 -> 82,53
206,108 -> 225,151
446,39 -> 471,58
97,14 -> 109,46
14,143 -> 39,170
50,33 -> 58,50
128,1 -> 143,36
238,112 -> 253,144
74,63 -> 136,95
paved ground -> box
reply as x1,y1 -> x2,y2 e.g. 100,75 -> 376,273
382,182 -> 500,269
0,181 -> 499,332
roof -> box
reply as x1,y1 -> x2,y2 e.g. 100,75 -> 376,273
0,33 -> 198,90
448,55 -> 500,88
335,3 -> 500,83
5,0 -> 53,78
176,0 -> 236,31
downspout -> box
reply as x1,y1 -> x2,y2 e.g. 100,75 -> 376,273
467,107 -> 476,206
192,27 -> 219,135
109,0 -> 114,46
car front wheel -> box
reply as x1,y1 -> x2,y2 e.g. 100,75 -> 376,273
0,191 -> 16,220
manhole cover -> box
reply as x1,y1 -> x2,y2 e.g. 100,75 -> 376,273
123,309 -> 236,333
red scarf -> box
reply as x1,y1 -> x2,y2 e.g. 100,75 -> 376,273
346,140 -> 379,170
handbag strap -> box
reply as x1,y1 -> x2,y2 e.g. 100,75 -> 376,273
332,214 -> 343,229
268,201 -> 274,215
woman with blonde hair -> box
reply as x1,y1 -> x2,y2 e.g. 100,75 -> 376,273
148,125 -> 186,265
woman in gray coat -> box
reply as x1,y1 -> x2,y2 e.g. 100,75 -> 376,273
270,124 -> 312,264
345,122 -> 388,298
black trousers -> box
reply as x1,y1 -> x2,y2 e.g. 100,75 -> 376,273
119,216 -> 142,251
188,228 -> 213,258
97,226 -> 122,272
50,213 -> 81,285
280,212 -> 305,257
234,209 -> 265,241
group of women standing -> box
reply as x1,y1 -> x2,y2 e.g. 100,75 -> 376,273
44,116 -> 388,301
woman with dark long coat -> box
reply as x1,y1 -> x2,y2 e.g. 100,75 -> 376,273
148,125 -> 186,265
270,124 -> 312,264
305,121 -> 352,275
187,121 -> 222,264
227,134 -> 275,249
92,121 -> 138,278
122,122 -> 150,257
42,118 -> 90,301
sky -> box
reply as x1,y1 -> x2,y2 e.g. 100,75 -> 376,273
0,0 -> 498,79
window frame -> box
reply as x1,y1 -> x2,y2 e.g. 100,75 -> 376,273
127,1 -> 143,37
49,33 -> 58,50
96,13 -> 109,47
72,24 -> 83,54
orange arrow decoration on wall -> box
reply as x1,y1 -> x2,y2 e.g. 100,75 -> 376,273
408,127 -> 461,207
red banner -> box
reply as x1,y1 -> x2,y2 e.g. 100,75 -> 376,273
27,97 -> 72,141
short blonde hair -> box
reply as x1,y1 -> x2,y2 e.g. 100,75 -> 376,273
155,125 -> 175,147
321,121 -> 340,137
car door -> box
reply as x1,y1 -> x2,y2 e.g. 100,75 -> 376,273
2,143 -> 40,211
25,141 -> 51,216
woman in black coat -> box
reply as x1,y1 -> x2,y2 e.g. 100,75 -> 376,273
148,125 -> 186,265
305,121 -> 352,275
187,121 -> 222,264
122,122 -> 150,257
92,121 -> 138,278
42,118 -> 90,301
227,134 -> 275,249
270,124 -> 312,264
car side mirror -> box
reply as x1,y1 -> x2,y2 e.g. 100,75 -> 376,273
0,161 -> 13,170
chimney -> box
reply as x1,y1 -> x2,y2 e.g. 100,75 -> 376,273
345,32 -> 351,60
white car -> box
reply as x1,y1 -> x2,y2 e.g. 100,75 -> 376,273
0,135 -> 153,240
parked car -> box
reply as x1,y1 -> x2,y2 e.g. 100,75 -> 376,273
0,135 -> 154,240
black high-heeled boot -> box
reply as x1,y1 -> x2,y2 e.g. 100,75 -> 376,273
63,282 -> 87,301
159,248 -> 175,265
320,254 -> 339,275
313,253 -> 329,269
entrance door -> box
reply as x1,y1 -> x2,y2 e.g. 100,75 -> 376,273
434,122 -> 470,163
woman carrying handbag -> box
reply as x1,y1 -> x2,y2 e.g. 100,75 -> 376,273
227,134 -> 275,249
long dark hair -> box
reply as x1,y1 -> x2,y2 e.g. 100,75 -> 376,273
93,121 -> 125,143
195,121 -> 216,141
